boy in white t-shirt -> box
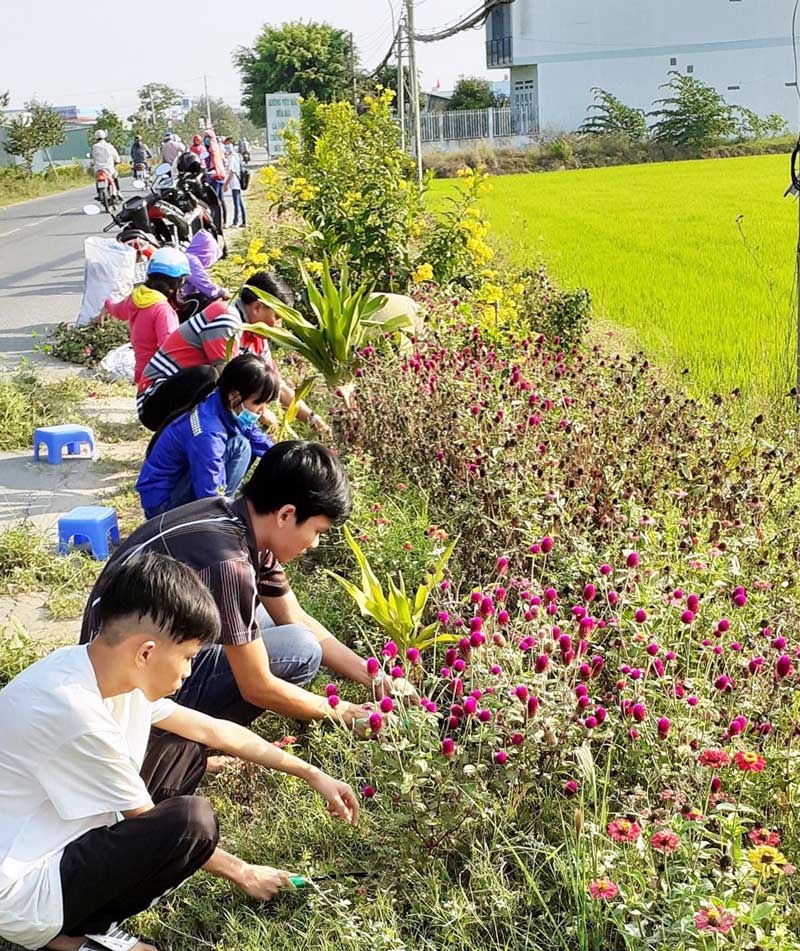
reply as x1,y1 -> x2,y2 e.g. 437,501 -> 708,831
0,552 -> 358,951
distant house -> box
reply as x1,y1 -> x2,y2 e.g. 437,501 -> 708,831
424,80 -> 511,112
486,0 -> 800,133
0,105 -> 98,171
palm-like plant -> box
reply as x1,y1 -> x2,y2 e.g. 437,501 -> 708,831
233,258 -> 414,408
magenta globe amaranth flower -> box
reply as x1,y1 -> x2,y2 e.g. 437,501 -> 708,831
657,717 -> 670,738
325,684 -> 338,697
368,712 -> 383,733
441,738 -> 455,758
328,694 -> 340,708
478,708 -> 492,723
366,657 -> 380,677
511,732 -> 525,746
379,697 -> 394,714
406,647 -> 421,665
776,654 -> 795,679
362,785 -> 376,799
515,684 -> 529,702
626,552 -> 639,568
631,702 -> 646,723
382,640 -> 398,659
494,749 -> 508,766
564,780 -> 579,797
681,610 -> 695,625
634,609 -> 647,624
540,536 -> 554,554
463,697 -> 478,716
534,654 -> 549,674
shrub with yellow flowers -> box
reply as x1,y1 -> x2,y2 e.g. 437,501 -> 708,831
210,237 -> 283,288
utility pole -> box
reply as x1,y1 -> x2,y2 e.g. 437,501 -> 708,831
204,74 -> 212,127
397,16 -> 406,151
147,86 -> 157,127
405,0 -> 423,181
350,32 -> 358,108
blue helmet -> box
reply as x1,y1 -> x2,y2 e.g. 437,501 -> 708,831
147,247 -> 190,279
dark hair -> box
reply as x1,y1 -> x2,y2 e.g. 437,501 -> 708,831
240,270 -> 294,308
243,440 -> 352,525
145,273 -> 184,299
219,353 -> 280,407
97,551 -> 220,645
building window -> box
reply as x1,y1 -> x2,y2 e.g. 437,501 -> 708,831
727,85 -> 741,90
670,57 -> 677,66
786,82 -> 798,87
687,65 -> 694,73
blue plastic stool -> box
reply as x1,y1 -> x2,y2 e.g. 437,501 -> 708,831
58,506 -> 119,560
34,425 -> 96,465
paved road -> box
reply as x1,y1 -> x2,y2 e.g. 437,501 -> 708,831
0,182 -> 116,372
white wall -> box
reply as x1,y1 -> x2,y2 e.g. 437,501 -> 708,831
532,47 -> 799,133
509,0 -> 794,62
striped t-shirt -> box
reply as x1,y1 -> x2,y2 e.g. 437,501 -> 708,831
79,496 -> 290,648
136,298 -> 271,407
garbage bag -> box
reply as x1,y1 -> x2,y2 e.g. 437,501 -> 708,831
97,343 -> 136,383
76,237 -> 136,326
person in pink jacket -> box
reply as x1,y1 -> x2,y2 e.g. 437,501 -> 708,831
98,248 -> 190,386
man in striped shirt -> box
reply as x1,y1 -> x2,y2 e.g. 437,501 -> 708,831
80,442 -> 391,795
136,271 -> 289,432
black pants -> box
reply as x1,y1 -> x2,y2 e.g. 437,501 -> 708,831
59,796 -> 219,939
138,365 -> 219,432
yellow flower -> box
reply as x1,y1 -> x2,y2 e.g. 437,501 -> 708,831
412,262 -> 434,283
303,259 -> 324,276
232,255 -> 245,266
247,238 -> 264,258
251,253 -> 269,266
268,248 -> 282,261
748,846 -> 788,876
398,179 -> 408,191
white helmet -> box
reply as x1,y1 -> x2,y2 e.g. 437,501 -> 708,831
147,246 -> 191,279
94,129 -> 107,141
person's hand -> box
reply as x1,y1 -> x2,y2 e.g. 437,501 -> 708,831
385,676 -> 418,700
260,407 -> 279,429
309,413 -> 332,437
95,308 -> 107,328
308,771 -> 359,826
237,863 -> 295,901
221,288 -> 232,300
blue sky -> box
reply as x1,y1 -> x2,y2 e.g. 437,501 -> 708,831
3,0 -> 501,118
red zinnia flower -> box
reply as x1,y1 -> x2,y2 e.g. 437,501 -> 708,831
588,878 -> 618,900
694,906 -> 735,934
734,751 -> 765,772
699,749 -> 730,769
748,827 -> 780,847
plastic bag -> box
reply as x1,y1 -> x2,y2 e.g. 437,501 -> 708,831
97,343 -> 136,383
76,237 -> 136,326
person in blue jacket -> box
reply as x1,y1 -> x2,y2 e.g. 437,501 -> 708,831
136,353 -> 280,518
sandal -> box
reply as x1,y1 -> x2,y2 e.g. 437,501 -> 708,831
80,927 -> 141,951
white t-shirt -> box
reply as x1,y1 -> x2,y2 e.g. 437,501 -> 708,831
91,141 -> 120,174
0,645 -> 176,949
225,151 -> 241,191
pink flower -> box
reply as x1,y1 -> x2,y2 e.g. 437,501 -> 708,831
607,818 -> 641,843
379,697 -> 394,714
327,694 -> 340,708
325,684 -> 338,697
694,906 -> 736,934
441,738 -> 455,758
362,785 -> 376,799
776,654 -> 794,679
634,609 -> 647,624
699,749 -> 730,768
406,647 -> 421,665
680,610 -> 695,625
564,780 -> 579,796
626,552 -> 639,568
650,830 -> 680,853
494,749 -> 508,765
368,712 -> 383,733
366,657 -> 380,677
382,641 -> 398,659
540,536 -> 553,554
749,827 -> 780,847
588,878 -> 618,900
657,717 -> 670,738
631,702 -> 646,723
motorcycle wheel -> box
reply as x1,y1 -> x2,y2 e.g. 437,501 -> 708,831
101,190 -> 110,213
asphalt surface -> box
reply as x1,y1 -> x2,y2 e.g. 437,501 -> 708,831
0,181 -> 122,371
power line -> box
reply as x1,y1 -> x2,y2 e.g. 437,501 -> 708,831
412,0 -> 513,43
793,0 -> 800,102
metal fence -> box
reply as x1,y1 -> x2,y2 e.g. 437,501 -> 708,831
413,106 -> 539,146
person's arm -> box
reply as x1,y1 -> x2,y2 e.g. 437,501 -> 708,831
187,257 -> 224,299
223,636 -> 372,726
188,431 -> 229,500
248,424 -> 273,458
277,380 -> 330,435
263,590 -> 372,687
157,705 -> 359,823
153,303 -> 179,346
103,297 -> 129,323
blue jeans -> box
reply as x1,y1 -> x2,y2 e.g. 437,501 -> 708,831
143,434 -> 252,520
214,180 -> 226,224
229,188 -> 246,226
173,604 -> 323,725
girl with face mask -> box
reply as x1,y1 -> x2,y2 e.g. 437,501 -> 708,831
136,354 -> 280,519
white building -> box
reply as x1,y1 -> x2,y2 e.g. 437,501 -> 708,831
486,0 -> 800,134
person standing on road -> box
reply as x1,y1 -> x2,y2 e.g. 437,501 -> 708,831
0,552 -> 358,951
91,130 -> 121,197
223,139 -> 246,228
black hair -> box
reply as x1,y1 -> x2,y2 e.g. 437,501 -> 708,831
218,353 -> 280,407
97,551 -> 220,646
243,440 -> 352,525
240,271 -> 294,308
145,273 -> 184,300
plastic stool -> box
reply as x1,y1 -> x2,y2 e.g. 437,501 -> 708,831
33,425 -> 96,465
58,506 -> 119,560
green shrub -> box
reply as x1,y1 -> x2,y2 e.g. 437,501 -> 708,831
43,320 -> 130,367
579,88 -> 648,142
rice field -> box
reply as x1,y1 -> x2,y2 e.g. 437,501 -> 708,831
477,154 -> 798,405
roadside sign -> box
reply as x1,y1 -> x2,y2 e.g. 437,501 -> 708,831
265,92 -> 301,157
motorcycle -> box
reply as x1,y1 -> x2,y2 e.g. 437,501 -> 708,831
83,198 -> 159,283
150,161 -> 226,249
94,168 -> 120,213
132,162 -> 151,185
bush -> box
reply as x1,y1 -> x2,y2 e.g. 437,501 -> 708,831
43,320 -> 130,367
0,163 -> 94,207
579,88 -> 648,142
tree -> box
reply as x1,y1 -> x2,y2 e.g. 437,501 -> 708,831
579,88 -> 648,141
732,107 -> 789,140
90,108 -> 127,152
236,21 -> 354,126
447,77 -> 496,112
0,90 -> 9,125
175,97 -> 241,143
649,72 -> 736,150
128,83 -> 183,143
3,100 -> 65,173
